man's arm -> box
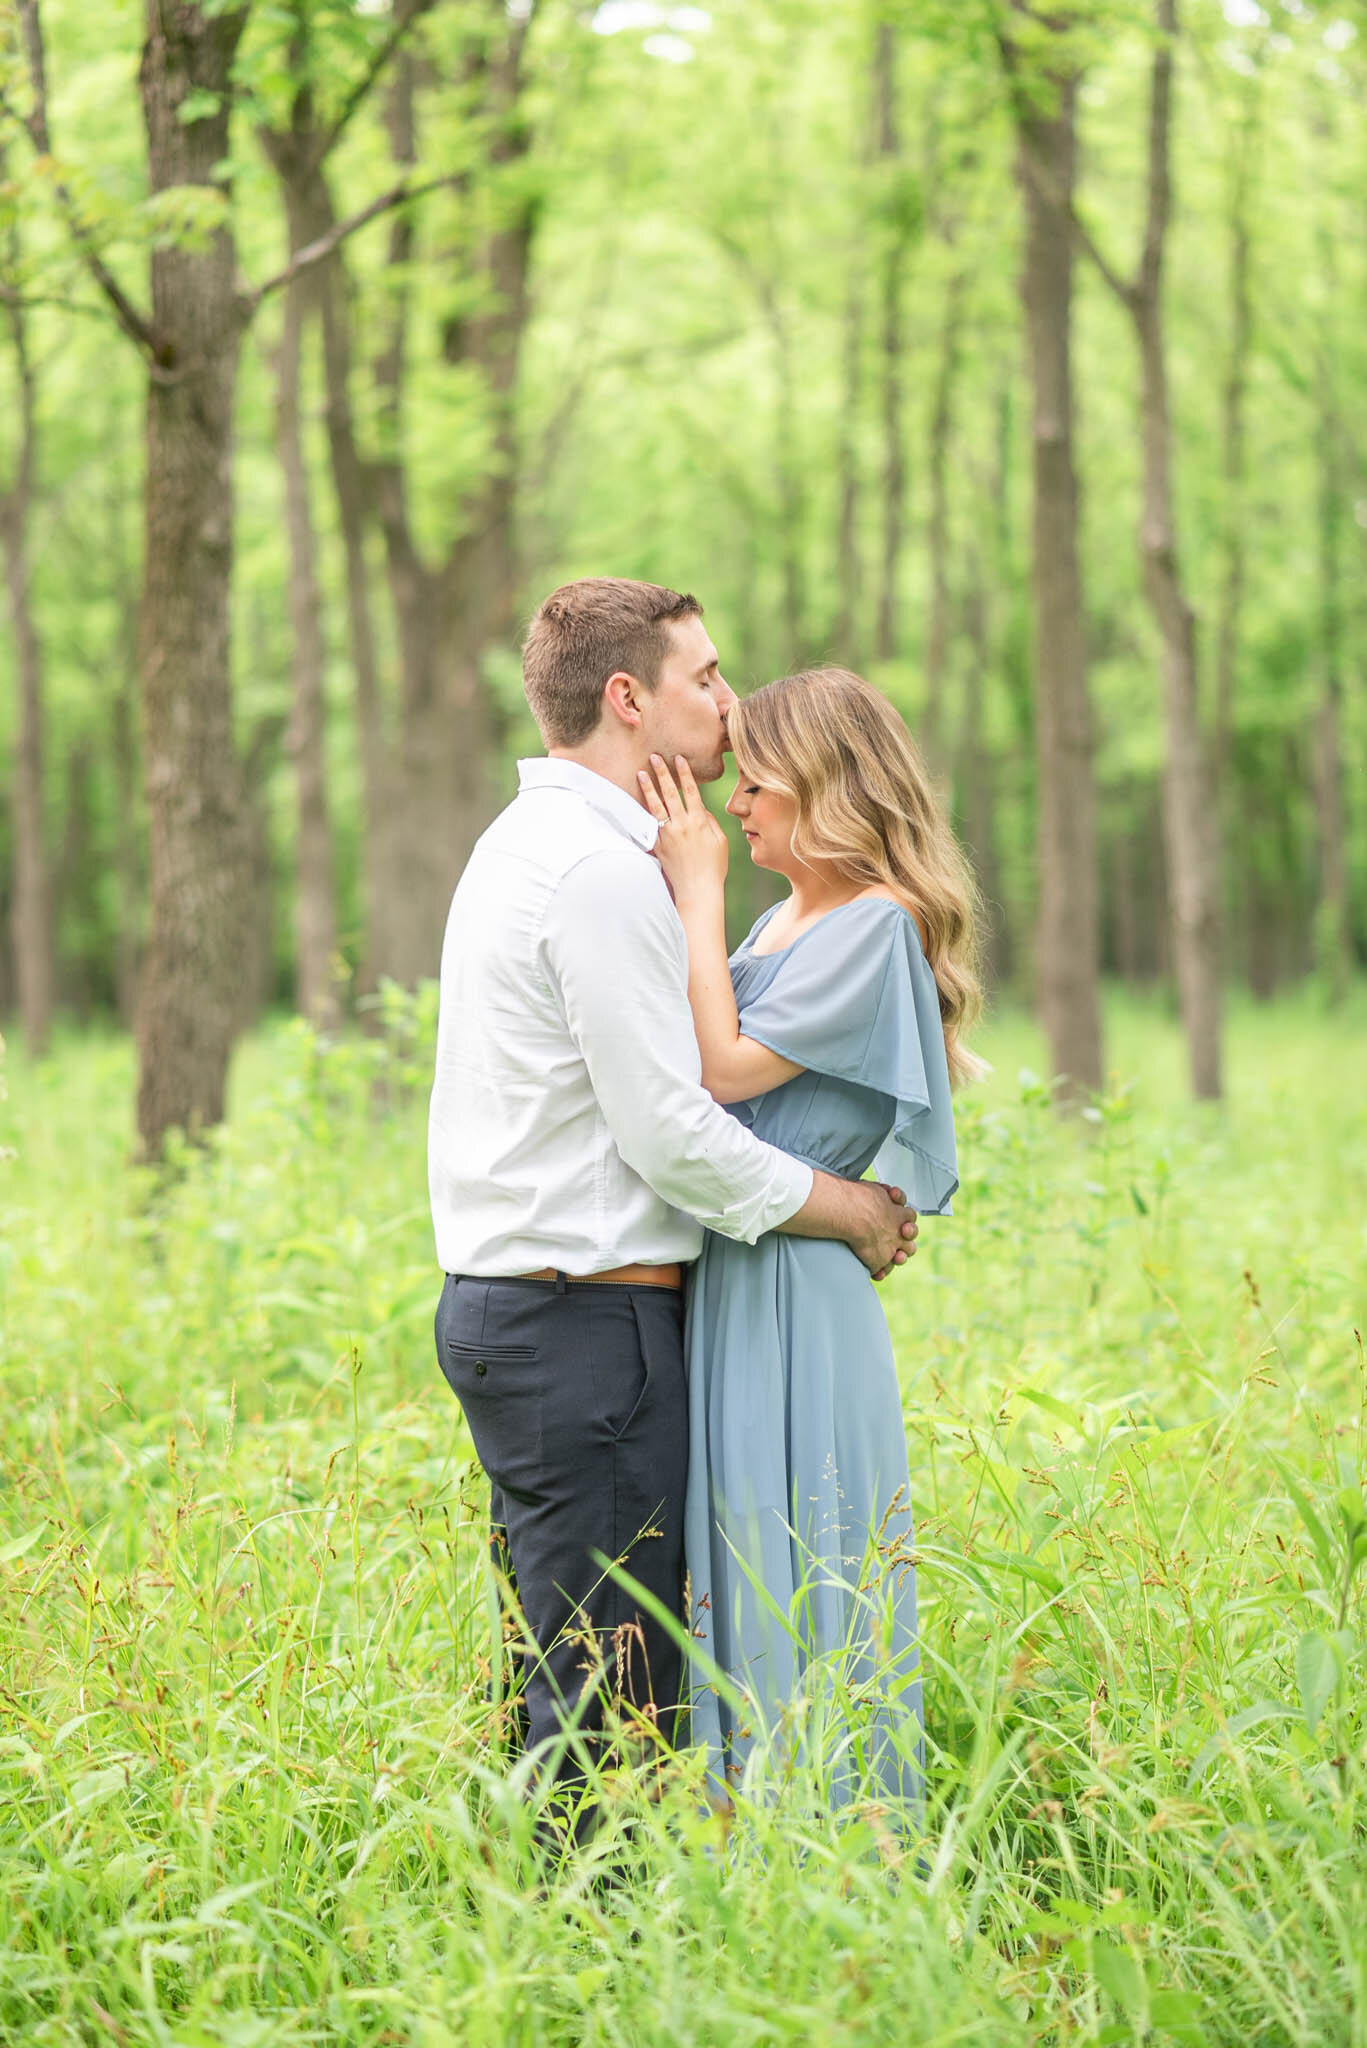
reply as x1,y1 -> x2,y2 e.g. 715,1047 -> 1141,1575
541,851 -> 916,1272
783,1172 -> 918,1279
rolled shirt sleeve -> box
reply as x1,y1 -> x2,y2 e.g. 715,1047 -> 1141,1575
541,850 -> 813,1243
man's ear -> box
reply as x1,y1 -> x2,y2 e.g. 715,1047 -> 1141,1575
602,671 -> 644,729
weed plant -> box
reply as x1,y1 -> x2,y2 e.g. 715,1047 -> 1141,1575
0,989 -> 1365,2045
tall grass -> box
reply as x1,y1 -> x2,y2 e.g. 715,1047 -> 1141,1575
0,989 -> 1364,2044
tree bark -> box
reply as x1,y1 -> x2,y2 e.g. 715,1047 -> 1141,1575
874,23 -> 908,663
316,236 -> 401,995
107,446 -> 143,1029
1313,341 -> 1350,1004
363,28 -> 531,986
264,109 -> 340,1030
832,255 -> 863,659
1,278 -> 56,1057
1013,67 -> 1104,1098
923,256 -> 967,768
1027,0 -> 1220,1096
1132,3 -> 1222,1097
132,3 -> 254,1152
1310,134 -> 1350,1005
957,558 -> 1007,991
1214,112 -> 1253,790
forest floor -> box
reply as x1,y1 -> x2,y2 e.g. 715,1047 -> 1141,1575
2,987 -> 1365,2045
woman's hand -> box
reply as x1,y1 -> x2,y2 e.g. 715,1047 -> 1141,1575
638,754 -> 729,903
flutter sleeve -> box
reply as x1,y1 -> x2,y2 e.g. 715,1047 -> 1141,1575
736,899 -> 959,1214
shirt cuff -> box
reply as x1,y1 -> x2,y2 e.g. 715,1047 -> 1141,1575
707,1152 -> 813,1245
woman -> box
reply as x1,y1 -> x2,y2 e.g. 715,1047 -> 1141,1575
637,668 -> 983,1809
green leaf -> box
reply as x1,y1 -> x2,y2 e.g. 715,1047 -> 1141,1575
1017,1386 -> 1079,1423
1296,1629 -> 1339,1734
1273,1459 -> 1335,1580
1148,1989 -> 1205,2043
1186,1701 -> 1300,1788
0,1525 -> 45,1565
1090,1937 -> 1144,2014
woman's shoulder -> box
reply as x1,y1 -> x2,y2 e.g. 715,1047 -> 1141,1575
845,888 -> 929,953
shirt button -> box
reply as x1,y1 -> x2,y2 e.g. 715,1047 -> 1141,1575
474,1360 -> 488,1377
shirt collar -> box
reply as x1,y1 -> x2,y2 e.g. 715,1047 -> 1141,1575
517,756 -> 659,852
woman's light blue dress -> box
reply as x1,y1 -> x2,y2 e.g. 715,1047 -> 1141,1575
683,896 -> 958,1807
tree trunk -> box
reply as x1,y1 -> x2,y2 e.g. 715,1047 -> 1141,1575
831,254 -> 863,659
108,465 -> 143,1029
1214,121 -> 1253,789
1,285 -> 56,1058
874,23 -> 907,664
1014,72 -> 1104,1099
767,285 -> 804,668
274,212 -> 339,1029
365,30 -> 530,986
53,739 -> 95,1019
237,711 -> 282,1030
923,258 -> 967,768
134,3 -> 253,1154
957,559 -> 1007,991
1311,152 -> 1350,1004
1313,361 -> 1350,1003
314,218 -> 401,996
1133,4 -> 1222,1098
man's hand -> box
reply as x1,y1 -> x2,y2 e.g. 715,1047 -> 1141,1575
777,1167 -> 918,1277
850,1180 -> 919,1282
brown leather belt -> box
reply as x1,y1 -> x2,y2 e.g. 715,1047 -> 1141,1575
516,1263 -> 684,1290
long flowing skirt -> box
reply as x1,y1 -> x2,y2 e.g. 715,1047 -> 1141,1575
683,1231 -> 923,1809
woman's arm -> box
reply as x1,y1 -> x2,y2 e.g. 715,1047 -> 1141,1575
639,754 -> 804,1104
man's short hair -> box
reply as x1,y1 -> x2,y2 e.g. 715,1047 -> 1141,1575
522,578 -> 703,747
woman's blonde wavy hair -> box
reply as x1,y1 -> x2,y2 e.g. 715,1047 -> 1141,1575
728,667 -> 987,1088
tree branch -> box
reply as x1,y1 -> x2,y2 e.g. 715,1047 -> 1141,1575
240,173 -> 450,320
12,0 -> 164,364
309,0 -> 438,172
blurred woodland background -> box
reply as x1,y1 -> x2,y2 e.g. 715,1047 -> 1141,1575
0,0 -> 1362,1153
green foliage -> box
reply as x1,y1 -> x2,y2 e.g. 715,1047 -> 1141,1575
1,990 -> 1365,2038
1,0 -> 1363,1013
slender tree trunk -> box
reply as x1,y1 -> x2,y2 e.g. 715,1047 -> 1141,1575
108,454 -> 143,1028
238,705 -> 283,1030
767,285 -> 804,667
923,258 -> 967,767
134,3 -> 254,1154
1311,147 -> 1350,1003
365,27 -> 530,986
274,227 -> 339,1029
1,285 -> 56,1057
54,738 -> 95,1019
1113,803 -> 1139,984
1313,348 -> 1349,1003
258,2 -> 437,1002
316,227 -> 399,996
259,46 -> 342,1030
874,24 -> 907,663
110,673 -> 142,1027
1013,70 -> 1104,1098
832,257 -> 863,658
957,558 -> 1007,990
1133,5 -> 1221,1098
1214,127 -> 1252,789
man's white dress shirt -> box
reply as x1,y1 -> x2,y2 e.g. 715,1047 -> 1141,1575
428,757 -> 814,1277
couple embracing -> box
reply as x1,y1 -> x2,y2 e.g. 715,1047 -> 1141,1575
428,577 -> 981,1831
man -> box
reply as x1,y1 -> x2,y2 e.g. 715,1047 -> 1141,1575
428,578 -> 916,1817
